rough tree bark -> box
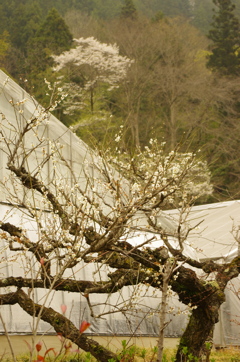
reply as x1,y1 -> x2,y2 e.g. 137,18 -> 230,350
173,259 -> 240,361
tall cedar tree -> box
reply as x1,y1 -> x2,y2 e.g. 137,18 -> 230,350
207,0 -> 240,75
120,0 -> 137,19
9,1 -> 42,53
27,8 -> 73,72
24,8 -> 73,107
32,8 -> 73,55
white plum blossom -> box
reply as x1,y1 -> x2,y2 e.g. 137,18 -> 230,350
108,138 -> 213,209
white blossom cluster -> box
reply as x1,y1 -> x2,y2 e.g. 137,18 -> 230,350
59,82 -> 85,115
52,37 -> 133,91
108,138 -> 213,209
52,37 -> 134,115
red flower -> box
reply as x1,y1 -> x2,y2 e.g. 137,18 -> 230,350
36,355 -> 44,362
79,320 -> 91,333
36,341 -> 42,352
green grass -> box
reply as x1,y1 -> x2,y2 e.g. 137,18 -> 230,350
1,347 -> 240,362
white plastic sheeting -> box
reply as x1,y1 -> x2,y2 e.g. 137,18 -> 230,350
0,202 -> 187,338
182,201 -> 240,261
0,71 -> 130,217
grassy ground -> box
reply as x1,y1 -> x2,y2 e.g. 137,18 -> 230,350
1,336 -> 239,362
140,347 -> 240,362
0,336 -> 179,356
2,347 -> 240,362
208,347 -> 240,362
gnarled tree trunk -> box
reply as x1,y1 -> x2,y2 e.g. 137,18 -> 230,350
175,290 -> 224,361
172,266 -> 226,362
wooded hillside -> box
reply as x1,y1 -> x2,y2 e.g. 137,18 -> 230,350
1,0 -> 240,202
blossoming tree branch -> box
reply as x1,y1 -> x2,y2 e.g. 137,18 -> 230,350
0,96 -> 239,362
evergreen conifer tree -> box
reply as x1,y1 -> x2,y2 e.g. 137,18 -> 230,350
9,0 -> 42,52
33,8 -> 73,55
27,8 -> 73,72
120,0 -> 137,20
207,0 -> 240,75
25,8 -> 73,107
